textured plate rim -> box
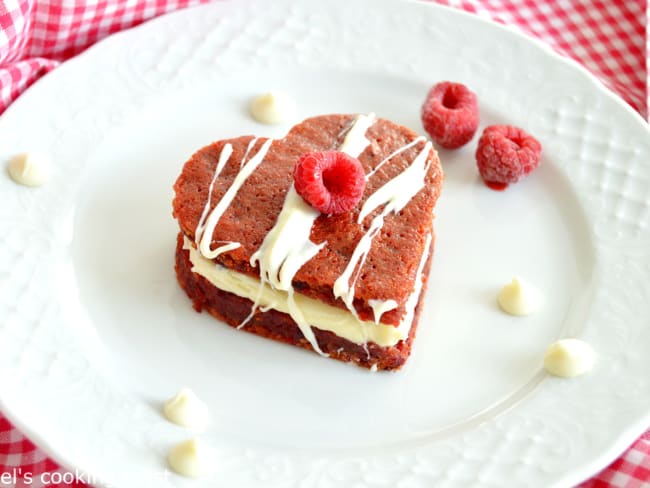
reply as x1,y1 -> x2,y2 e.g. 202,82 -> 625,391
0,0 -> 648,486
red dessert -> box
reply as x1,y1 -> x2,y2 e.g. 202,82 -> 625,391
173,114 -> 443,370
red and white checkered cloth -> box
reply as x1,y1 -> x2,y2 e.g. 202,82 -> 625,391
1,1 -> 649,487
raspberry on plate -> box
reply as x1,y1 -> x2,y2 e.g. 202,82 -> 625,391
294,150 -> 366,214
475,125 -> 542,190
421,81 -> 479,149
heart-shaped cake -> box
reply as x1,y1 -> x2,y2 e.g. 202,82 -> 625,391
173,113 -> 443,370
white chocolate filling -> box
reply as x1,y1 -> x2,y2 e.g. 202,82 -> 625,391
184,236 -> 420,347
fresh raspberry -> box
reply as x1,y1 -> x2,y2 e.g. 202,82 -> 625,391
475,125 -> 542,190
294,151 -> 366,214
421,81 -> 479,149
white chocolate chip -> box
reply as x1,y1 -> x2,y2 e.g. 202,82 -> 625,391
497,276 -> 542,316
8,152 -> 51,187
249,91 -> 295,124
543,338 -> 595,378
167,437 -> 213,478
163,388 -> 209,430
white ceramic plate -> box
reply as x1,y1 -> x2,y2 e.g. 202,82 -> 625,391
1,1 -> 649,486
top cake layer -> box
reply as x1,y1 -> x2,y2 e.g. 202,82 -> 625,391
172,114 -> 443,326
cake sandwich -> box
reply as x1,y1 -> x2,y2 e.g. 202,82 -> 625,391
172,113 -> 443,370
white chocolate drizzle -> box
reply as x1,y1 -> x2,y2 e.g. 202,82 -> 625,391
239,137 -> 258,168
358,141 -> 433,223
197,138 -> 273,259
333,140 -> 433,319
339,112 -> 376,154
368,299 -> 398,324
248,186 -> 326,352
365,136 -> 426,180
247,114 -> 376,355
195,143 -> 233,242
193,144 -> 241,259
401,232 -> 432,334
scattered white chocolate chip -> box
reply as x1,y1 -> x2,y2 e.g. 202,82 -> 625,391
249,91 -> 295,124
167,437 -> 213,478
543,338 -> 595,378
163,388 -> 209,430
8,152 -> 51,187
497,276 -> 542,316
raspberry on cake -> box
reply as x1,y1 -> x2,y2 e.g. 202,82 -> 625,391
294,150 -> 366,214
172,113 -> 444,371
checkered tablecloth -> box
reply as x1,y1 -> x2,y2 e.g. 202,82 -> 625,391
1,1 -> 649,487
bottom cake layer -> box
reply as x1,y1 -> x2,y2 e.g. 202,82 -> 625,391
175,233 -> 433,371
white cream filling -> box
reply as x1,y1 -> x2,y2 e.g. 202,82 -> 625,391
184,236 -> 420,347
